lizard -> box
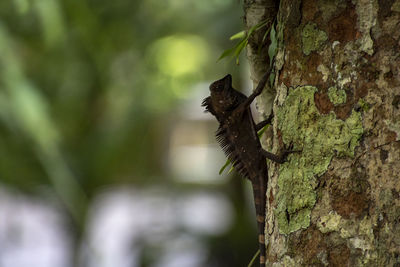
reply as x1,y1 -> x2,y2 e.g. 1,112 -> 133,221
202,65 -> 292,267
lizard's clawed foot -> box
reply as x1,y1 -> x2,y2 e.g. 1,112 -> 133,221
277,144 -> 301,163
260,143 -> 301,164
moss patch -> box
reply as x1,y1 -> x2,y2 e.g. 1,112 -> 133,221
275,86 -> 363,234
328,86 -> 347,105
301,23 -> 328,56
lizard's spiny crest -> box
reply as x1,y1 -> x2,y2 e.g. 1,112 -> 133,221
216,126 -> 250,179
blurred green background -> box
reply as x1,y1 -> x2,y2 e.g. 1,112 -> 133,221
0,1 -> 260,266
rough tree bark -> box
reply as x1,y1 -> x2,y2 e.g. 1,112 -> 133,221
244,0 -> 400,266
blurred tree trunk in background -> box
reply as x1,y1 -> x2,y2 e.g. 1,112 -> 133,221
244,0 -> 400,265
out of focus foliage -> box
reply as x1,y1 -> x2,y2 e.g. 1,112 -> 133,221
0,2 -> 262,266
0,0 -> 241,212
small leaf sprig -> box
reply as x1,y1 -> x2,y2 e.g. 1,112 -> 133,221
218,20 -> 274,65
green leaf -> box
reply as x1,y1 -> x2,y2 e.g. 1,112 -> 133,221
257,124 -> 270,138
268,23 -> 277,66
269,71 -> 276,88
217,46 -> 236,61
230,30 -> 246,40
257,25 -> 272,55
248,20 -> 268,36
247,249 -> 260,267
261,25 -> 272,44
233,39 -> 248,65
227,165 -> 235,174
218,38 -> 248,64
218,19 -> 271,63
219,159 -> 232,175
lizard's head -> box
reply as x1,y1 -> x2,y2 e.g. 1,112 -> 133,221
209,74 -> 232,93
205,74 -> 237,116
203,74 -> 237,119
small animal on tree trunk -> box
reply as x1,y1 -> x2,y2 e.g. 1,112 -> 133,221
202,65 -> 292,267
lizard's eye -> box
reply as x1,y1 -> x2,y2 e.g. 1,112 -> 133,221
209,79 -> 225,92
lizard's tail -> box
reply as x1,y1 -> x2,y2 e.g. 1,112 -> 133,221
252,181 -> 266,267
257,219 -> 266,267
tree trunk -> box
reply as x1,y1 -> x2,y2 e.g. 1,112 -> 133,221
244,0 -> 400,265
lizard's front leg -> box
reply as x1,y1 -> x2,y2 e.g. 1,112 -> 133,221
255,113 -> 273,131
233,65 -> 273,116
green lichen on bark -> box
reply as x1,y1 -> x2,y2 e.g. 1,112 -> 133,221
358,98 -> 370,112
317,212 -> 342,233
275,86 -> 363,235
301,23 -> 328,55
328,86 -> 346,105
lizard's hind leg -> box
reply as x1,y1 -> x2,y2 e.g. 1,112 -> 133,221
261,146 -> 300,164
261,150 -> 286,164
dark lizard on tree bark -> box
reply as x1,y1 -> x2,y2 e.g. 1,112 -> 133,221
202,65 -> 291,267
